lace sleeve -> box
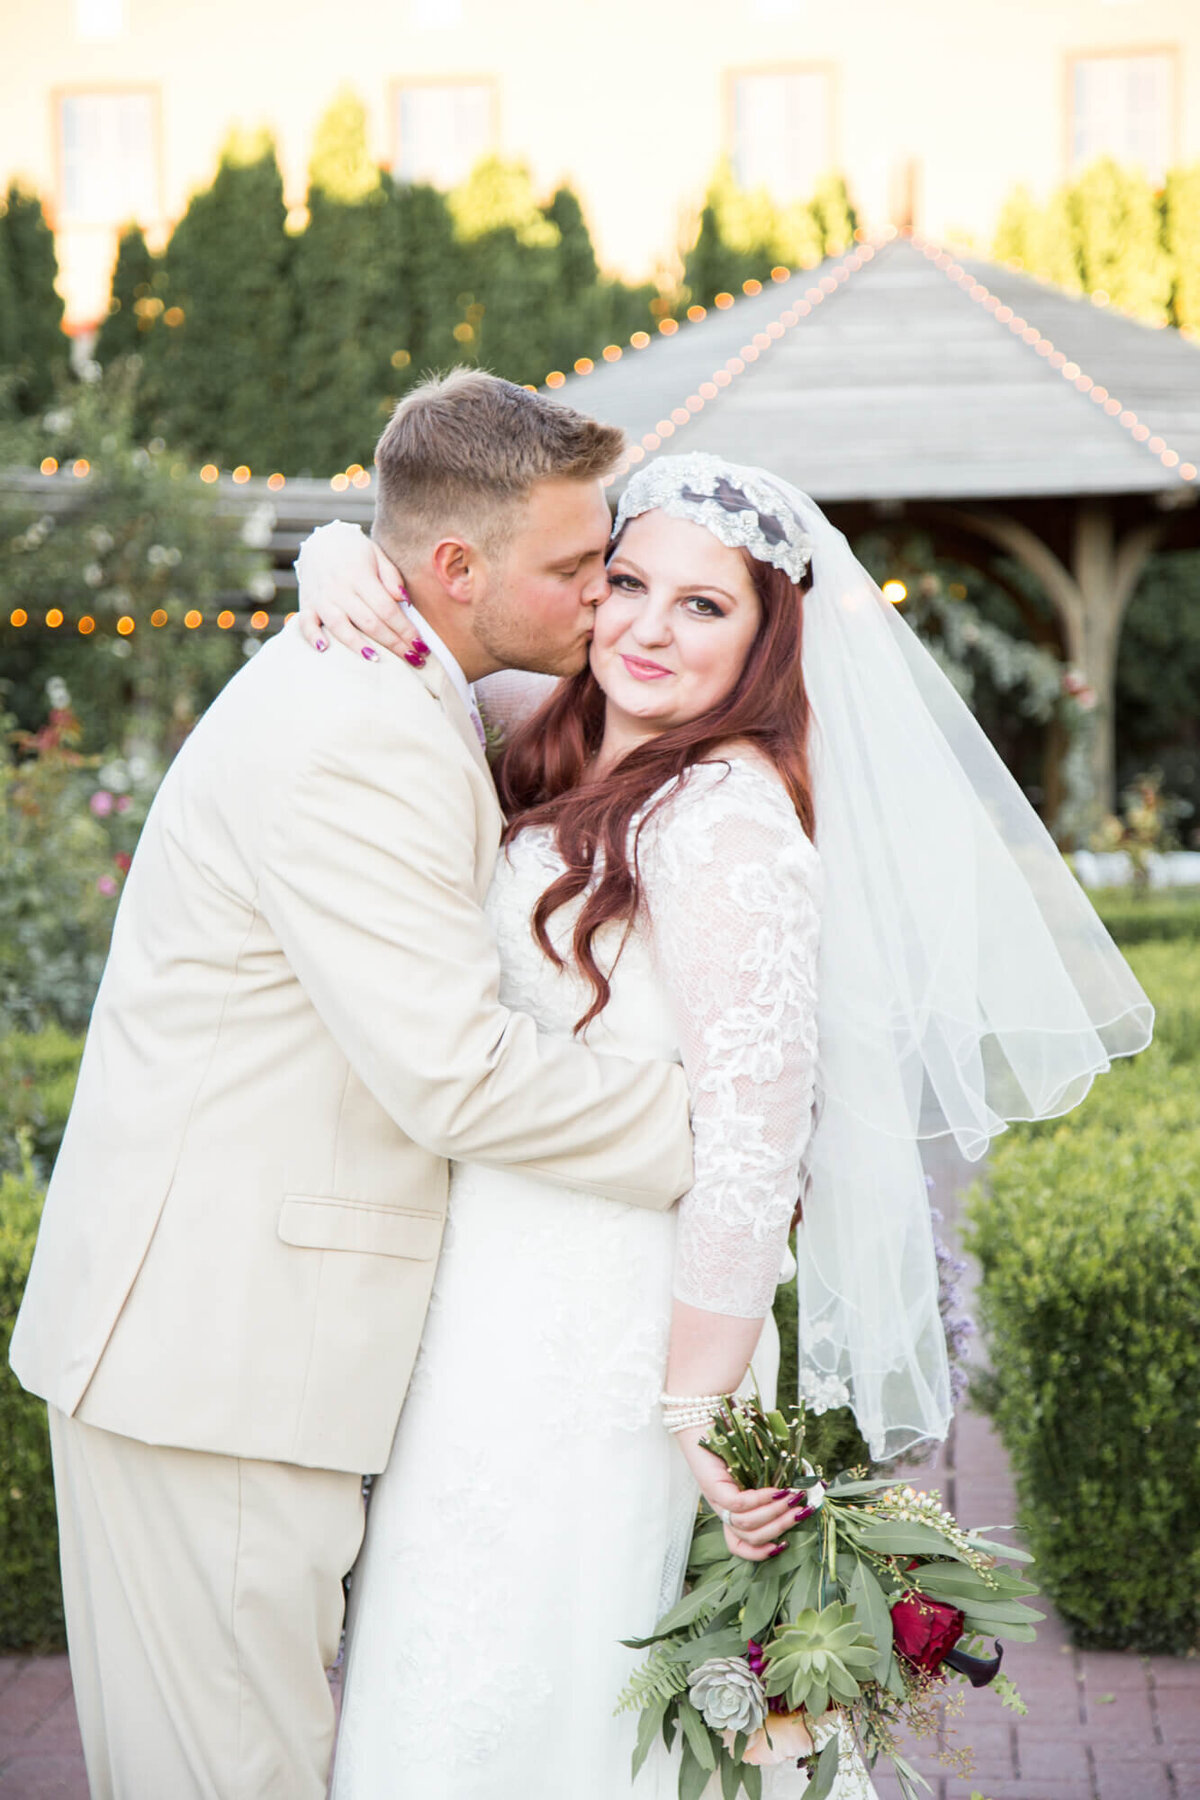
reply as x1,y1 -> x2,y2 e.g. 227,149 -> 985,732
640,760 -> 822,1318
475,670 -> 560,744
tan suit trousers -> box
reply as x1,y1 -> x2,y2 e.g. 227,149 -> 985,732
48,1407 -> 366,1800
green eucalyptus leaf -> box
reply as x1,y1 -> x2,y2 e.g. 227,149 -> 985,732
678,1699 -> 717,1772
805,1734 -> 844,1800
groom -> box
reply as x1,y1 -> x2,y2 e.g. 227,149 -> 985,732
11,371 -> 694,1799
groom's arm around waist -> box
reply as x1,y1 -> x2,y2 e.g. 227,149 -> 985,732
261,701 -> 693,1211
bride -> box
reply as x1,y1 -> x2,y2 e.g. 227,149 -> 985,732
295,450 -> 1150,1797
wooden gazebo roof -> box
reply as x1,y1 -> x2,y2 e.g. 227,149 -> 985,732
551,235 -> 1200,508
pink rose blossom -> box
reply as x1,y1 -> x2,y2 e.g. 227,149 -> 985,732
96,874 -> 118,897
89,790 -> 115,818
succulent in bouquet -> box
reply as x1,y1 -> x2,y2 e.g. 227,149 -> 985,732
617,1397 -> 1041,1799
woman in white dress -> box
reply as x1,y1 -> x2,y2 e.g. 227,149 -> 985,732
297,452 -> 1151,1799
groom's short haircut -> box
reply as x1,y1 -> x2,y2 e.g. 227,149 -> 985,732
372,369 -> 623,564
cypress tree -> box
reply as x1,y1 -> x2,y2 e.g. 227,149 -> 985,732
380,177 -> 467,389
810,173 -> 857,257
1032,186 -> 1084,293
0,184 -> 69,413
540,184 -> 606,372
449,158 -> 561,385
155,131 -> 292,470
95,224 -> 157,366
0,217 -> 18,377
290,90 -> 393,472
1162,164 -> 1200,334
993,184 -> 1040,266
1071,158 -> 1171,321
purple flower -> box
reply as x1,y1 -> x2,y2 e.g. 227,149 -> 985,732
89,790 -> 115,818
96,874 -> 118,897
115,795 -> 132,814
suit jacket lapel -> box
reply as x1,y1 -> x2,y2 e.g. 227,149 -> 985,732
405,654 -> 495,785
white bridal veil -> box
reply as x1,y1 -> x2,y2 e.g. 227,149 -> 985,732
617,456 -> 1154,1459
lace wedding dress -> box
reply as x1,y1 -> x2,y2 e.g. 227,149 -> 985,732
330,756 -> 876,1799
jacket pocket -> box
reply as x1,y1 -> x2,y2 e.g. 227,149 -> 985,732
277,1195 -> 444,1261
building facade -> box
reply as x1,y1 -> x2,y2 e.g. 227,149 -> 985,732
4,0 -> 1198,330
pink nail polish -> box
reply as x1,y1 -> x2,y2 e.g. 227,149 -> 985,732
794,1506 -> 815,1523
403,651 -> 423,668
770,1543 -> 787,1557
412,637 -> 430,656
314,638 -> 327,652
362,646 -> 379,663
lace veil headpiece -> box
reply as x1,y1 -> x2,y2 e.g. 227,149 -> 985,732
618,453 -> 1153,1458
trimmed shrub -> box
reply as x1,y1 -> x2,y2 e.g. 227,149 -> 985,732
0,184 -> 69,414
1092,887 -> 1200,948
966,940 -> 1200,1652
0,1161 -> 61,1650
0,1026 -> 83,1179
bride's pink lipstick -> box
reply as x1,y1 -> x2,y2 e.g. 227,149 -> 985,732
620,654 -> 673,681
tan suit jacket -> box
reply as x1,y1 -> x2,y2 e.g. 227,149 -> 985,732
11,626 -> 693,1472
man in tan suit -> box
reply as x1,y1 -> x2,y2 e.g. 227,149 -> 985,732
11,373 -> 694,1798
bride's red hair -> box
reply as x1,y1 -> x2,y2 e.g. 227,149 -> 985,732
496,549 -> 816,1032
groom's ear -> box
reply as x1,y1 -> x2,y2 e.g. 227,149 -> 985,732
429,536 -> 484,607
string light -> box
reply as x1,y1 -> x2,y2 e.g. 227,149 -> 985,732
40,457 -> 57,475
267,472 -> 286,491
78,615 -> 95,634
151,609 -> 168,626
200,464 -> 219,483
46,608 -> 63,627
116,616 -> 135,635
10,608 -> 27,627
232,465 -> 251,484
599,239 -> 881,481
184,610 -> 202,628
916,238 -> 1196,483
72,459 -> 89,478
882,580 -> 907,604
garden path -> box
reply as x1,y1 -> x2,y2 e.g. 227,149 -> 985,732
1,1145 -> 1197,1798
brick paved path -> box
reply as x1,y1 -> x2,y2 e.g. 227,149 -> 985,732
3,1147 -> 1197,1797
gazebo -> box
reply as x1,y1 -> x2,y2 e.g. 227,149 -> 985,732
543,235 -> 1200,810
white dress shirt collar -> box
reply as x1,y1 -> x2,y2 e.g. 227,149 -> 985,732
401,602 -> 486,748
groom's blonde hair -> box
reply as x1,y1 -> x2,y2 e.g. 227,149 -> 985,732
372,369 -> 624,565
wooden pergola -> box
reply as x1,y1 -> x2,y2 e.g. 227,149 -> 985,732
545,235 -> 1200,810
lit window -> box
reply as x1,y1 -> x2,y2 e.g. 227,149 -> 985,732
731,70 -> 831,203
394,83 -> 493,189
1070,53 -> 1173,178
59,92 -> 157,225
75,0 -> 124,39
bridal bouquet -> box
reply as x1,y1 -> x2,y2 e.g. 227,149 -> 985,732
618,1399 -> 1041,1800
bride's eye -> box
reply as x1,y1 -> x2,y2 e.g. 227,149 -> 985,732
685,595 -> 726,618
608,572 -> 642,591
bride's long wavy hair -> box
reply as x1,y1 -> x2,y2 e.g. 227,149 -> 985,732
496,546 -> 816,1033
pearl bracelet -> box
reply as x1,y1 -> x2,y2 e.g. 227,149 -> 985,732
660,1392 -> 730,1435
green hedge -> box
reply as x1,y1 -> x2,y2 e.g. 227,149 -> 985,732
967,936 -> 1200,1652
1090,885 -> 1200,947
0,1162 -> 62,1649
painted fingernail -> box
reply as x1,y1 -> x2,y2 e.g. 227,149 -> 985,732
403,651 -> 424,668
412,637 -> 430,656
770,1543 -> 787,1557
314,638 -> 327,652
793,1506 -> 816,1523
772,1491 -> 790,1500
362,646 -> 380,663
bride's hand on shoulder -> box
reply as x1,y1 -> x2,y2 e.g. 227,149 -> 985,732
293,520 -> 425,665
675,1430 -> 804,1563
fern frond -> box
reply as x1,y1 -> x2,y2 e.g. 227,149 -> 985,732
615,1644 -> 690,1714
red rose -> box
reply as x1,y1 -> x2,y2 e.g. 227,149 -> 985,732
114,852 -> 132,873
890,1593 -> 965,1674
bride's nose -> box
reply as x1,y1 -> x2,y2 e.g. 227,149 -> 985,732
631,597 -> 673,647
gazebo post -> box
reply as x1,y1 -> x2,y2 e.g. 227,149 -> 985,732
1070,504 -> 1166,811
943,504 -> 1164,811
